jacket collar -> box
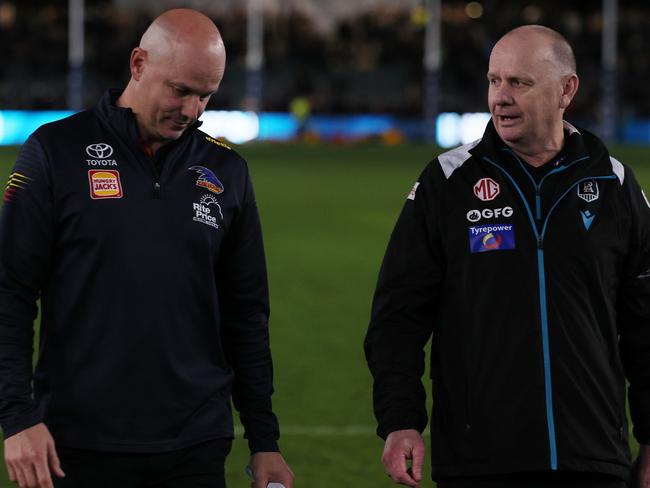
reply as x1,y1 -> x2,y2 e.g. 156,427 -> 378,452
94,88 -> 203,152
470,118 -> 611,177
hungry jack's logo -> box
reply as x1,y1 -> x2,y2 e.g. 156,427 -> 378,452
88,170 -> 123,199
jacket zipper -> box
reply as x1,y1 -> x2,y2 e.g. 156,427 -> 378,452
483,155 -> 616,470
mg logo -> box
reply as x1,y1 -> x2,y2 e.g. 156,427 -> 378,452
86,143 -> 113,159
473,178 -> 500,201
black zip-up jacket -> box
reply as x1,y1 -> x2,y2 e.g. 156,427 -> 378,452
365,121 -> 650,480
0,90 -> 280,453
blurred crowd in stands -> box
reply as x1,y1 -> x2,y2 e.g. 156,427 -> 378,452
0,0 -> 649,125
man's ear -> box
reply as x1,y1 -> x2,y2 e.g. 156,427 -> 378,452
130,47 -> 147,81
559,74 -> 579,109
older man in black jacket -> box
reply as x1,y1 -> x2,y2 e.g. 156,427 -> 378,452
366,25 -> 650,488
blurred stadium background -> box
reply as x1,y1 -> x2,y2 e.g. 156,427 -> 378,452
1,0 -> 649,487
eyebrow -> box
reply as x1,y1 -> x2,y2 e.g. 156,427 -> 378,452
486,72 -> 534,83
169,82 -> 215,98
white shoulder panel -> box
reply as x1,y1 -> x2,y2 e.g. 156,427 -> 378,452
610,156 -> 625,185
438,139 -> 480,179
563,120 -> 581,135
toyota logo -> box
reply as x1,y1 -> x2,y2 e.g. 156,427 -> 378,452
86,143 -> 114,159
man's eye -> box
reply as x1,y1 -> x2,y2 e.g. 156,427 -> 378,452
174,87 -> 188,96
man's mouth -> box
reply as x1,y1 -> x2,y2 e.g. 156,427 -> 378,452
171,120 -> 190,129
497,115 -> 520,124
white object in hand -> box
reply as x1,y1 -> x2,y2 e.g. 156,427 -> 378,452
245,465 -> 286,488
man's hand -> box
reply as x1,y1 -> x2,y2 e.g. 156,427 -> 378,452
635,444 -> 650,488
4,423 -> 65,488
382,429 -> 425,488
249,451 -> 294,488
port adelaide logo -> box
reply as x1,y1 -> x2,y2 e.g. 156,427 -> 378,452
85,143 -> 118,167
577,180 -> 599,203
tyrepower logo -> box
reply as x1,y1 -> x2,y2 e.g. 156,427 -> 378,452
473,178 -> 500,201
88,170 -> 123,199
466,207 -> 513,223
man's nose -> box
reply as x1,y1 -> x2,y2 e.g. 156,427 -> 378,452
493,84 -> 513,105
180,96 -> 201,121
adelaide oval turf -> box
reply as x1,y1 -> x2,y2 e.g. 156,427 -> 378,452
0,142 -> 647,487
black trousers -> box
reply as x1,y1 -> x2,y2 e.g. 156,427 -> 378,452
53,439 -> 232,488
436,471 -> 627,488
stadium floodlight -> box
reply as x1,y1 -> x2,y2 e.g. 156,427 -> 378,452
245,0 -> 264,113
67,0 -> 85,110
600,0 -> 618,142
423,0 -> 441,143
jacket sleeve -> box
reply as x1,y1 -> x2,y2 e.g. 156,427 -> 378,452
217,161 -> 279,454
364,162 -> 444,439
618,166 -> 650,445
0,135 -> 53,438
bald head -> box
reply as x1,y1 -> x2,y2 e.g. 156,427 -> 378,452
118,8 -> 227,151
140,8 -> 226,70
498,25 -> 576,76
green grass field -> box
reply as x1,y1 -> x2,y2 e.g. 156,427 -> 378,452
0,142 -> 648,487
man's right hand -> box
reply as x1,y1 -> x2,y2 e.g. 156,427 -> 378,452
4,423 -> 65,488
381,429 -> 425,488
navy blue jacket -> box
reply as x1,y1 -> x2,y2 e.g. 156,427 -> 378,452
365,121 -> 650,480
0,90 -> 280,453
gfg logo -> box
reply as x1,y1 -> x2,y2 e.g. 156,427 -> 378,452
86,143 -> 113,159
467,206 -> 513,222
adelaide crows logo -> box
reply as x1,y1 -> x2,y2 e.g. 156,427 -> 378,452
188,166 -> 224,194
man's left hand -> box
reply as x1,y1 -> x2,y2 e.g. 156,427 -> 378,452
249,451 -> 294,488
636,444 -> 650,488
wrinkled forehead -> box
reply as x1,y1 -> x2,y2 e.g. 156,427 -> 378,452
488,35 -> 556,77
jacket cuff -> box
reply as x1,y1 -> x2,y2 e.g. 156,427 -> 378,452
248,436 -> 280,453
2,411 -> 43,439
377,422 -> 426,440
377,409 -> 428,440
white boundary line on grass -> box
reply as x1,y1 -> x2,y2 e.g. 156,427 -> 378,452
235,424 -> 636,438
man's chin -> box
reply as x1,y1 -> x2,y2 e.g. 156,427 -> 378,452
496,126 -> 523,146
161,127 -> 187,141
